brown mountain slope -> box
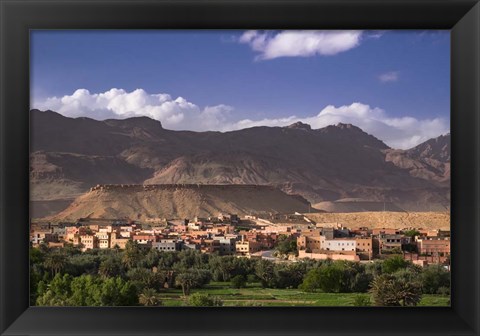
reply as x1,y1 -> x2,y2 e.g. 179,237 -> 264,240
407,133 -> 450,162
30,151 -> 154,201
30,109 -> 451,217
50,184 -> 313,221
385,133 -> 450,183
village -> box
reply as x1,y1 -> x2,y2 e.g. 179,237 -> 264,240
30,212 -> 451,267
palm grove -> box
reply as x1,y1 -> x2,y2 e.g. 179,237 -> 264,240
31,241 -> 450,307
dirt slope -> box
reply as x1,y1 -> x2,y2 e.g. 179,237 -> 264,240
50,184 -> 312,221
305,211 -> 450,230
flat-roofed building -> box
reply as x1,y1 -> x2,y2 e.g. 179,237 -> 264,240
79,235 -> 98,251
98,226 -> 114,233
119,231 -> 132,239
95,232 -> 111,249
378,234 -> 404,254
297,235 -> 323,252
110,233 -> 130,249
201,239 -> 221,254
216,237 -> 236,255
52,226 -> 67,240
426,229 -> 451,238
133,234 -> 157,246
416,236 -> 450,256
236,240 -> 261,255
183,242 -> 200,250
65,227 -> 87,242
323,238 -> 356,252
355,236 -> 373,260
320,227 -> 335,239
373,228 -> 400,235
153,239 -> 183,252
30,230 -> 58,245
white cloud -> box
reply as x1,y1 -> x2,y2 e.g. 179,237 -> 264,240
198,104 -> 233,130
227,102 -> 449,149
366,31 -> 386,39
33,89 -> 449,149
34,88 -> 232,131
239,30 -> 363,60
378,71 -> 399,83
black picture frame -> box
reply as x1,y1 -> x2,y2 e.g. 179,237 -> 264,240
1,0 -> 479,335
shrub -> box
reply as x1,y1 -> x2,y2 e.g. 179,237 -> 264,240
247,274 -> 258,283
437,286 -> 450,296
138,288 -> 163,306
187,293 -> 223,307
352,295 -> 371,306
382,255 -> 409,274
230,275 -> 247,289
370,274 -> 422,306
421,264 -> 450,294
299,268 -> 322,292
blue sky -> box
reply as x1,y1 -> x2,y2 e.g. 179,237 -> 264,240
30,30 -> 450,149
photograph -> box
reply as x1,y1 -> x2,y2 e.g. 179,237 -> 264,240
29,29 -> 451,307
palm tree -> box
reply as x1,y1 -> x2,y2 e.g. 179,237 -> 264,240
138,288 -> 162,306
98,257 -> 121,278
43,253 -> 67,276
370,274 -> 422,306
122,241 -> 141,269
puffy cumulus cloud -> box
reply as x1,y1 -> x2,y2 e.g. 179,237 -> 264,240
34,88 -> 232,131
228,102 -> 449,149
34,89 -> 448,149
239,30 -> 363,60
316,103 -> 448,149
198,104 -> 234,130
378,71 -> 399,83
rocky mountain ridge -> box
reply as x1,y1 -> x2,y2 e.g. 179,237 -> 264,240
30,109 -> 450,217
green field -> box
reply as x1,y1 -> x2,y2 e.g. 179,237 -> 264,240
159,282 -> 450,307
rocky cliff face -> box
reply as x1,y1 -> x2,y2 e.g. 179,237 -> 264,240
385,133 -> 450,183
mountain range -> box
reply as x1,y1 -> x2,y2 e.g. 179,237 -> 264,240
30,109 -> 450,218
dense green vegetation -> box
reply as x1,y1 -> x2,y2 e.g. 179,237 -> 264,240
30,242 -> 450,307
274,234 -> 298,256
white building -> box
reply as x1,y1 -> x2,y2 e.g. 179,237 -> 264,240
321,237 -> 357,252
95,232 -> 111,249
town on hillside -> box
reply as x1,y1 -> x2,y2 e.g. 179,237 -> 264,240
30,212 -> 451,268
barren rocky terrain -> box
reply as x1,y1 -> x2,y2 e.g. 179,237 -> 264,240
305,211 -> 450,230
49,184 -> 312,221
30,109 -> 450,218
